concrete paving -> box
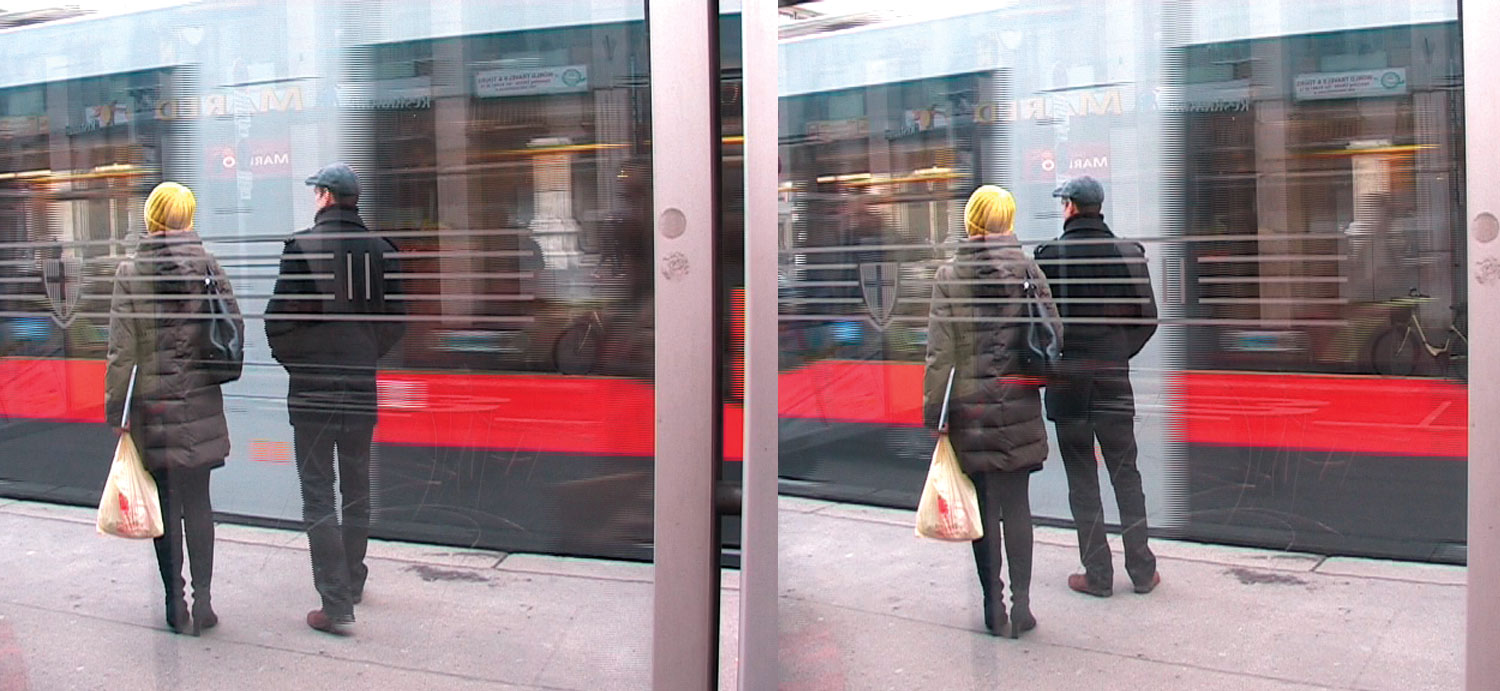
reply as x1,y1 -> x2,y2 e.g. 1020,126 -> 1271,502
778,497 -> 1463,691
0,498 -> 1464,690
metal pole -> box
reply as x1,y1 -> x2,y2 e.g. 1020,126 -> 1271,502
650,1 -> 719,689
738,0 -> 779,689
1465,1 -> 1500,688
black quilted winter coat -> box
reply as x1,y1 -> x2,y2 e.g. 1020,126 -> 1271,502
105,231 -> 242,472
922,234 -> 1062,475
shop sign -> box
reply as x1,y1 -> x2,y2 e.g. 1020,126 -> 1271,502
805,117 -> 868,142
65,103 -> 130,135
1154,81 -> 1251,113
886,107 -> 948,138
1293,68 -> 1407,101
208,140 -> 293,180
0,115 -> 48,138
474,65 -> 589,98
1026,145 -> 1110,182
975,87 -> 1125,124
1065,143 -> 1110,179
335,77 -> 431,110
156,86 -> 306,120
1025,149 -> 1057,182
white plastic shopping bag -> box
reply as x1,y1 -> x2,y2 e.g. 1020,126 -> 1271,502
98,365 -> 163,539
97,432 -> 164,539
915,368 -> 983,541
915,432 -> 984,541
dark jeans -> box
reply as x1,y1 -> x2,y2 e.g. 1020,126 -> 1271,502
294,421 -> 373,621
1055,365 -> 1156,588
968,470 -> 1033,610
149,466 -> 215,603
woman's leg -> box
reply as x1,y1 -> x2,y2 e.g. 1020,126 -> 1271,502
968,471 -> 1006,635
995,471 -> 1036,635
149,466 -> 190,633
180,467 -> 217,628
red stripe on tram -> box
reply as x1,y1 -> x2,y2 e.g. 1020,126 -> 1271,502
0,358 -> 1467,459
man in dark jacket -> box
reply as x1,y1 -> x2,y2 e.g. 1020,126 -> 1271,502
1035,176 -> 1160,598
266,163 -> 403,633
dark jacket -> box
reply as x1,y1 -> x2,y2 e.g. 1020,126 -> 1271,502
265,206 -> 404,428
1034,214 -> 1158,421
1033,214 -> 1157,360
923,234 -> 1062,475
105,231 -> 243,472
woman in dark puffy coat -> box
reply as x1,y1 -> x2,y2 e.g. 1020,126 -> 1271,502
105,182 -> 242,635
923,185 -> 1061,638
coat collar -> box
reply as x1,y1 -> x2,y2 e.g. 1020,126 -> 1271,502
1061,213 -> 1112,237
960,232 -> 1023,252
313,205 -> 367,230
138,230 -> 203,252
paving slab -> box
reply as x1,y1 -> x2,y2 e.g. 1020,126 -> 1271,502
0,499 -> 96,524
779,505 -> 1464,690
779,496 -> 838,514
0,606 -> 550,691
779,599 -> 1337,691
498,554 -> 652,584
811,501 -> 913,528
1317,556 -> 1467,586
361,538 -> 505,570
0,497 -> 1467,689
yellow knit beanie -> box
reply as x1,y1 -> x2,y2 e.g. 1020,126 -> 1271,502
145,181 -> 195,234
963,185 -> 1016,237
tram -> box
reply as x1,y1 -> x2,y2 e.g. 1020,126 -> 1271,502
0,0 -> 1470,563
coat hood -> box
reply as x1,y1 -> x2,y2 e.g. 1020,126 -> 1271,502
134,231 -> 209,294
952,233 -> 1031,288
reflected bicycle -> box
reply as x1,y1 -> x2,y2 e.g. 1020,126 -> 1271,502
1368,290 -> 1467,380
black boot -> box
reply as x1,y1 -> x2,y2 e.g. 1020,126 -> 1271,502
192,591 -> 217,631
1008,591 -> 1036,639
164,594 -> 193,635
160,563 -> 192,635
982,586 -> 1007,637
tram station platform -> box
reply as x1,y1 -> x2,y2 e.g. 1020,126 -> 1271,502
0,496 -> 1462,690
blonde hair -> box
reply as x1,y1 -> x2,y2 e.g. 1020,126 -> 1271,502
145,181 -> 196,234
963,185 -> 1016,237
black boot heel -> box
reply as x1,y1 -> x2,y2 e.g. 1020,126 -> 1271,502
165,598 -> 194,636
193,599 -> 217,631
1008,595 -> 1036,639
983,597 -> 1008,637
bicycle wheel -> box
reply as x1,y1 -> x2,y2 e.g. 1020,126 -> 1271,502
1369,327 -> 1417,377
554,320 -> 601,375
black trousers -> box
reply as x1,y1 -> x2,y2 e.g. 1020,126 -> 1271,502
968,470 -> 1033,610
1053,364 -> 1156,588
149,466 -> 215,603
294,421 -> 373,621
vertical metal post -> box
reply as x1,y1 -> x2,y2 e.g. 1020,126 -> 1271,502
1466,1 -> 1500,688
738,0 -> 779,689
650,1 -> 719,689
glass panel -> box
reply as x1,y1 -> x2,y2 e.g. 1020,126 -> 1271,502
0,2 -> 679,687
778,0 -> 1464,686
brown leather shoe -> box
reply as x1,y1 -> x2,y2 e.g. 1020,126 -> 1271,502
1133,571 -> 1162,594
1067,573 -> 1112,598
306,609 -> 351,635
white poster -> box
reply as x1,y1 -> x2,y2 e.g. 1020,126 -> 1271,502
474,65 -> 589,98
1293,68 -> 1407,101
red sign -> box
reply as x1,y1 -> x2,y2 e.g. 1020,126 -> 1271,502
205,140 -> 292,180
1025,149 -> 1057,183
1063,143 -> 1110,179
